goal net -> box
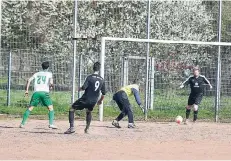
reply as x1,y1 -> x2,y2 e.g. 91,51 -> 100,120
99,37 -> 231,122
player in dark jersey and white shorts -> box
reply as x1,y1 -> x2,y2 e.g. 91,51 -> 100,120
64,62 -> 106,134
180,66 -> 212,124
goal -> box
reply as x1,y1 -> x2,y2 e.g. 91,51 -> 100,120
99,37 -> 231,122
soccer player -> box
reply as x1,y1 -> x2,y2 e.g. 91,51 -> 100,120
64,62 -> 106,134
112,84 -> 144,128
180,66 -> 212,124
20,61 -> 57,129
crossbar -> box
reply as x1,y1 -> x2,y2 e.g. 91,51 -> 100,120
103,37 -> 231,46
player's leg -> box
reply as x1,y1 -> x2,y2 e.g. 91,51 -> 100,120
47,105 -> 58,129
41,92 -> 57,129
127,104 -> 135,128
64,107 -> 76,134
20,92 -> 39,127
112,92 -> 124,128
114,92 -> 135,128
193,105 -> 198,122
112,103 -> 124,128
20,106 -> 34,128
64,98 -> 85,134
185,94 -> 194,124
193,94 -> 203,122
84,107 -> 93,134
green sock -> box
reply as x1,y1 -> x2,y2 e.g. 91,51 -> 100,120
48,110 -> 54,125
21,109 -> 31,125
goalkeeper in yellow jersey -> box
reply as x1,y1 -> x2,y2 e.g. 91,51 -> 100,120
112,84 -> 144,128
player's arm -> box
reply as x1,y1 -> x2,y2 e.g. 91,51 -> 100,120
79,76 -> 89,91
49,73 -> 54,90
25,74 -> 35,96
180,76 -> 191,88
202,76 -> 212,89
131,88 -> 144,112
49,78 -> 54,90
97,81 -> 106,105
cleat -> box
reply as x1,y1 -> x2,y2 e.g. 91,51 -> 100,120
84,128 -> 89,134
128,123 -> 136,128
49,124 -> 58,129
112,120 -> 121,128
184,119 -> 189,125
64,127 -> 75,134
19,124 -> 24,128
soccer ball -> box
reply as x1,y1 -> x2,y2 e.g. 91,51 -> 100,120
175,116 -> 183,124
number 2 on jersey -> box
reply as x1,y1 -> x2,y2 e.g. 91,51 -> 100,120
37,76 -> 46,84
95,81 -> 100,91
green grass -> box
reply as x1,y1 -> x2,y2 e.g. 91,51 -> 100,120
0,90 -> 231,122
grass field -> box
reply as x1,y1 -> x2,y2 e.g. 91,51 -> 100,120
0,89 -> 231,122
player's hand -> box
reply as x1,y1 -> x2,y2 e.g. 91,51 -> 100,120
97,101 -> 102,105
25,91 -> 29,97
179,85 -> 184,89
139,105 -> 145,113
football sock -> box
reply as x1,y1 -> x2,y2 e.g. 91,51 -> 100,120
186,109 -> 191,119
48,110 -> 54,125
69,110 -> 75,128
86,111 -> 92,130
21,109 -> 31,125
193,110 -> 198,121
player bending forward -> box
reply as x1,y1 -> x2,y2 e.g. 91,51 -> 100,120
20,61 -> 57,129
180,67 -> 212,124
112,84 -> 144,128
64,62 -> 106,134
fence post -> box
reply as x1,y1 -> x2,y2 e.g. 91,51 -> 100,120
145,0 -> 151,120
123,56 -> 128,86
215,0 -> 222,122
150,57 -> 155,110
71,0 -> 78,104
78,54 -> 82,98
7,51 -> 12,106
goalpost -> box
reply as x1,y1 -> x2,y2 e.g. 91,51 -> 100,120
99,37 -> 231,122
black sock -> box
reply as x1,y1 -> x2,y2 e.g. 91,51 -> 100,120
193,111 -> 198,121
69,110 -> 75,128
186,109 -> 191,119
86,111 -> 92,129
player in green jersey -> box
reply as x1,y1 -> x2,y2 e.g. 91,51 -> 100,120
19,62 -> 57,129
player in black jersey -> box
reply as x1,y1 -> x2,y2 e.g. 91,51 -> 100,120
180,66 -> 212,124
64,62 -> 106,134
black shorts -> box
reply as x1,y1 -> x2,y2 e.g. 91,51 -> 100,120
188,93 -> 203,105
72,98 -> 97,111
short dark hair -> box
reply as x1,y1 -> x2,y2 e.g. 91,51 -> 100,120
93,62 -> 100,72
42,61 -> 49,70
193,66 -> 200,71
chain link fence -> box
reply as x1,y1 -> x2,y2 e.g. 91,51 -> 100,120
0,0 -> 231,121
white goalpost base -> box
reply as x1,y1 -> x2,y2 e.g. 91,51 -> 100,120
99,37 -> 231,122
